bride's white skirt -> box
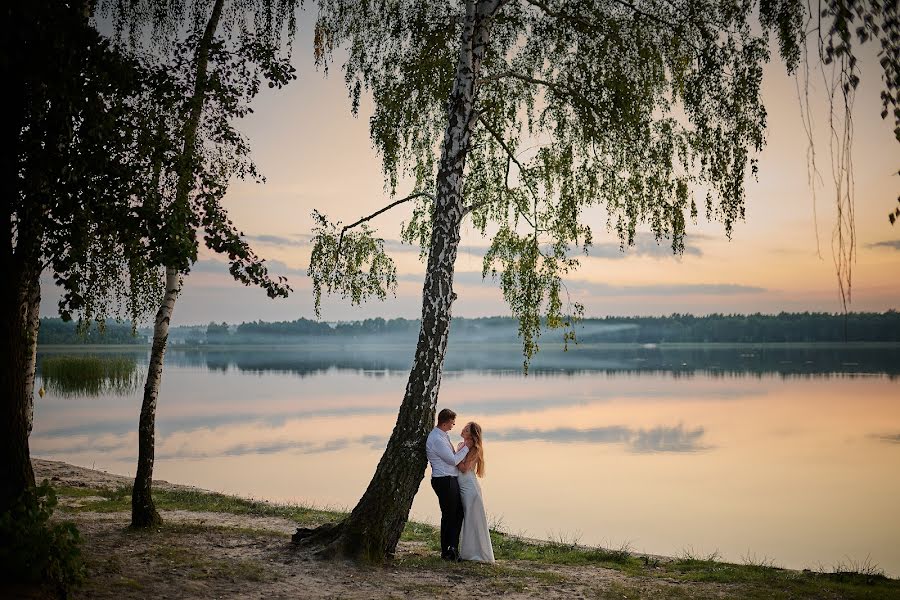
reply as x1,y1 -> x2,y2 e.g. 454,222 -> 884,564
458,472 -> 495,563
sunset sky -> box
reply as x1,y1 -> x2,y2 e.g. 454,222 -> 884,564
40,11 -> 900,325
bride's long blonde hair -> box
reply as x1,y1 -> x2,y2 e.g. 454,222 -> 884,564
467,422 -> 485,478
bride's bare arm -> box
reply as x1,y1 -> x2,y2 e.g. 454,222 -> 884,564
458,451 -> 476,473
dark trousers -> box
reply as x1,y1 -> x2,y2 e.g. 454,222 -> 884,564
431,476 -> 464,557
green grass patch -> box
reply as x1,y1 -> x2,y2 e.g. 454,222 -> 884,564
491,530 -> 640,570
400,520 -> 439,546
56,483 -> 343,527
54,485 -> 106,499
40,354 -> 140,397
657,554 -> 900,599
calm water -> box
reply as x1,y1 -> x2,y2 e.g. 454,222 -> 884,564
32,343 -> 900,576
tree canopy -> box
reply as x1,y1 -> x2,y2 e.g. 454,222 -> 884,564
309,0 -> 898,367
299,0 -> 900,561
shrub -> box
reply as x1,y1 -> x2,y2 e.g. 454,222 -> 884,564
0,480 -> 85,597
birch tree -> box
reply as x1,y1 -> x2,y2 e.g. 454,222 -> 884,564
105,0 -> 301,528
0,0 -> 299,521
302,0 -> 898,560
0,1 -> 173,516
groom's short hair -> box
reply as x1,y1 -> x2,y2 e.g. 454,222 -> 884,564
436,408 -> 456,425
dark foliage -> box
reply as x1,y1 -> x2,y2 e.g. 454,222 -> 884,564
0,481 -> 84,597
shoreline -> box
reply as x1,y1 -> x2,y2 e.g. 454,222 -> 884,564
31,459 -> 900,599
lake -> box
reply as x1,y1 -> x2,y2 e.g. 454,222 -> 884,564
31,342 -> 900,576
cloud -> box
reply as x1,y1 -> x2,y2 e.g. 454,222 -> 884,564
445,271 -> 767,296
867,240 -> 900,251
604,283 -> 767,296
386,233 -> 701,261
157,433 -> 386,460
189,258 -> 308,278
872,433 -> 900,444
581,232 -> 704,260
488,424 -> 710,453
245,233 -> 309,247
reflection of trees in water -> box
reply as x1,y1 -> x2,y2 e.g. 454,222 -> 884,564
165,344 -> 900,379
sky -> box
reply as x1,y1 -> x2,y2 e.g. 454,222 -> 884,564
40,8 -> 900,326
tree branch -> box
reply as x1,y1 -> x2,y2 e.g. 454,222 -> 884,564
336,191 -> 433,257
479,71 -> 596,111
464,117 -> 539,228
522,0 -> 681,37
520,0 -> 608,36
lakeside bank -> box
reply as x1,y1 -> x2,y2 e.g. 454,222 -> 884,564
22,459 -> 900,599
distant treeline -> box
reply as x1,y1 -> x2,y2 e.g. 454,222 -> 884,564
38,319 -> 146,345
38,312 -> 900,345
186,311 -> 900,345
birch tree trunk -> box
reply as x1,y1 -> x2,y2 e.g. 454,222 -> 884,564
24,275 -> 41,435
131,267 -> 179,527
293,0 -> 502,560
130,0 -> 224,528
0,3 -> 35,515
0,267 -> 40,514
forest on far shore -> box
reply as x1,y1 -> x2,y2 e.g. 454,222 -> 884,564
37,311 -> 900,345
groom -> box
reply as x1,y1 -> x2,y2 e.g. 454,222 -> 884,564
426,408 -> 470,561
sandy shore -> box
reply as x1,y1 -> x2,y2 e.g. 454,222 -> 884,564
28,459 -> 897,600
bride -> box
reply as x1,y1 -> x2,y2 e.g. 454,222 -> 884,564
456,422 -> 495,563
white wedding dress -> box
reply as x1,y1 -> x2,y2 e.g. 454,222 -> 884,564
458,469 -> 495,563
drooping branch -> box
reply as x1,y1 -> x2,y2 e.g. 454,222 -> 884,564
480,70 -> 593,106
467,116 -> 541,230
335,191 -> 433,258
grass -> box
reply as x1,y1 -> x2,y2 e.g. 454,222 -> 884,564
57,484 -> 342,527
53,483 -> 900,599
40,354 -> 140,397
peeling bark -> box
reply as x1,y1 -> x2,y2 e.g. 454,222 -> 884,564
293,0 -> 503,561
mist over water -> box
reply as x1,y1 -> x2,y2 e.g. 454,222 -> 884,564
31,343 -> 900,576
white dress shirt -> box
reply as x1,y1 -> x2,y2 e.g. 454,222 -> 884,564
426,427 -> 469,477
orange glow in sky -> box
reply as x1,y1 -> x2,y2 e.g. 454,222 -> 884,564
40,15 -> 900,324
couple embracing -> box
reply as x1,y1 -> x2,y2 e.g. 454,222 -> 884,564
425,408 -> 495,563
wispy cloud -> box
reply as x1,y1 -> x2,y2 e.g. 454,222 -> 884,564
601,283 -> 767,296
443,271 -> 767,296
157,434 -> 386,460
190,258 -> 308,277
581,232 -> 704,260
867,240 -> 900,251
245,233 -> 309,247
872,433 -> 900,444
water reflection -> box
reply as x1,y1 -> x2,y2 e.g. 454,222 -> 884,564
168,343 -> 900,378
30,344 -> 900,577
490,424 -> 709,453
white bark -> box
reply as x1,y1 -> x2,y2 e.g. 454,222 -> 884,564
23,274 -> 40,435
131,267 -> 179,526
306,0 -> 505,559
143,267 -> 179,421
